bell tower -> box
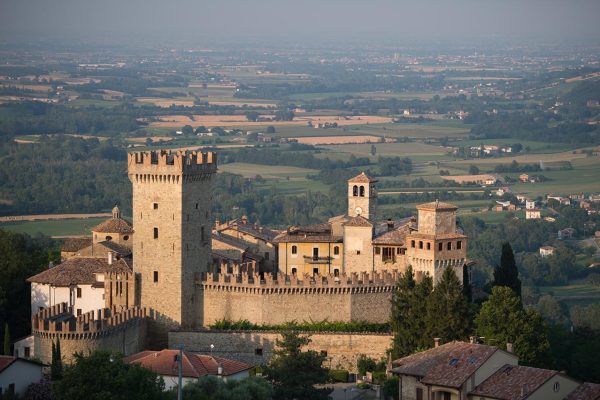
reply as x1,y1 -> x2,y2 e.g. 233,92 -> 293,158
347,172 -> 377,220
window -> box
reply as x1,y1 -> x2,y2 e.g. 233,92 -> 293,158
76,287 -> 82,298
334,269 -> 339,277
426,242 -> 431,250
359,186 -> 365,197
375,247 -> 381,255
447,242 -> 452,251
153,271 -> 159,282
439,242 -> 443,251
153,227 -> 159,239
457,240 -> 462,250
397,248 -> 401,254
353,185 -> 358,196
195,203 -> 199,209
419,241 -> 423,249
383,247 -> 394,262
553,382 -> 560,392
291,245 -> 297,255
264,252 -> 269,260
201,226 -> 206,242
320,350 -> 328,357
411,240 -> 415,248
123,235 -> 129,241
77,309 -> 82,316
357,250 -> 361,255
24,347 -> 30,358
291,268 -> 297,275
313,268 -> 319,275
153,203 -> 158,210
255,348 -> 263,356
105,235 -> 112,241
313,248 -> 319,258
334,246 -> 340,255
416,388 -> 423,400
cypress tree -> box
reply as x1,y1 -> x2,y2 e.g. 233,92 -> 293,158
51,337 -> 63,380
426,267 -> 471,344
391,266 -> 433,357
493,242 -> 522,297
3,323 -> 10,356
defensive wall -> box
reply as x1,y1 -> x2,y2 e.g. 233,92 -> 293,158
169,330 -> 393,373
32,302 -> 151,364
199,269 -> 399,326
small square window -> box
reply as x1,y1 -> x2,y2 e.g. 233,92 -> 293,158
357,250 -> 361,255
320,350 -> 328,357
77,309 -> 82,316
153,203 -> 158,210
375,247 -> 381,255
153,271 -> 159,282
457,241 -> 462,250
255,348 -> 263,356
334,246 -> 340,255
154,227 -> 159,239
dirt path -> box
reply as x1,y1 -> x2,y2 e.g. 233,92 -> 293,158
0,213 -> 111,223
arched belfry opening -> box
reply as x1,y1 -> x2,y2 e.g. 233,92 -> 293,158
353,185 -> 358,196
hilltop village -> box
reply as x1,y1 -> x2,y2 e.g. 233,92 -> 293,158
17,150 -> 469,368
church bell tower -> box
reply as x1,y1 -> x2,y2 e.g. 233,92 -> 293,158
347,172 -> 377,220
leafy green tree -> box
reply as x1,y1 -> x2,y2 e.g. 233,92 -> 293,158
264,331 -> 331,400
245,111 -> 260,122
266,125 -> 276,134
391,266 -> 433,357
535,295 -> 569,327
181,125 -> 194,135
493,242 -> 521,297
476,287 -> 551,368
426,267 -> 471,343
53,351 -> 167,400
370,144 -> 376,156
180,376 -> 273,400
3,322 -> 10,355
468,165 -> 480,175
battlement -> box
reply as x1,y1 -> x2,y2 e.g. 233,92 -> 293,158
128,150 -> 217,180
32,302 -> 153,339
200,269 -> 399,295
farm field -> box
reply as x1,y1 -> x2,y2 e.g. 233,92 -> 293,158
147,115 -> 393,128
218,162 -> 318,180
293,135 -> 383,145
537,284 -> 600,307
322,142 -> 449,158
0,217 -> 107,237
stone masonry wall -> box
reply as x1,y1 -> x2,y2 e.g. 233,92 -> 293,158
169,330 -> 392,373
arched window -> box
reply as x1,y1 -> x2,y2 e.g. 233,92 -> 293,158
105,235 -> 112,241
353,185 -> 358,196
123,235 -> 129,241
359,186 -> 365,197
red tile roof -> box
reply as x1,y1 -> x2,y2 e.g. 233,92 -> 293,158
417,201 -> 458,211
124,350 -> 251,378
0,356 -> 16,373
91,216 -> 133,234
343,216 -> 374,227
27,257 -> 131,286
348,172 -> 377,183
566,383 -> 600,400
470,365 -> 567,400
392,341 -> 504,388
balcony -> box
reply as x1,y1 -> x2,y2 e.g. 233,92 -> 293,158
303,255 -> 333,264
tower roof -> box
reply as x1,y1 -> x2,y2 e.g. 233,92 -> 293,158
416,201 -> 458,211
348,172 -> 377,184
91,214 -> 133,234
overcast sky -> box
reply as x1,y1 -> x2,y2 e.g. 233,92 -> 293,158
1,0 -> 599,45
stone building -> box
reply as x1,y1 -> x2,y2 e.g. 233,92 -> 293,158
274,172 -> 468,283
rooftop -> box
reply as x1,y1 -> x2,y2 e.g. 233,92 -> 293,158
470,365 -> 563,400
61,237 -> 92,253
124,349 -> 251,378
27,257 -> 131,286
392,341 -> 504,388
91,216 -> 133,234
566,382 -> 600,400
416,201 -> 458,211
343,216 -> 374,227
348,172 -> 377,184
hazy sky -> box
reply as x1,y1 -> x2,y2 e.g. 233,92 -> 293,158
1,0 -> 599,45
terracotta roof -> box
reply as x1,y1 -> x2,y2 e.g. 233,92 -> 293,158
567,383 -> 600,400
348,172 -> 377,183
343,216 -> 374,227
417,201 -> 458,211
61,237 -> 92,252
75,241 -> 132,258
91,216 -> 133,234
373,225 -> 411,245
392,342 -> 502,388
408,232 -> 466,240
218,219 -> 278,242
27,257 -> 131,286
212,249 -> 243,262
0,356 -> 45,373
273,223 -> 343,243
124,350 -> 252,378
470,365 -> 564,400
212,233 -> 250,251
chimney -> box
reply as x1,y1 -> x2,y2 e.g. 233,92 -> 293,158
469,336 -> 477,344
108,252 -> 113,265
434,338 -> 441,348
387,218 -> 394,231
48,261 -> 54,269
506,343 -> 513,353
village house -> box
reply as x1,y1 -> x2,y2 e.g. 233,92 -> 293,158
558,228 -> 576,240
539,246 -> 555,257
526,209 -> 542,220
124,350 -> 251,390
0,356 -> 45,397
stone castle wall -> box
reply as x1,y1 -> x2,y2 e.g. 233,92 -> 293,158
169,330 -> 392,373
199,270 -> 398,326
32,303 -> 149,364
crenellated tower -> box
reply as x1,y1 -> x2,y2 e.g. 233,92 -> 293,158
128,150 -> 217,330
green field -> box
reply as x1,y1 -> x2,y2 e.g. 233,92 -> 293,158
0,218 -> 106,237
537,284 -> 600,308
218,162 -> 318,180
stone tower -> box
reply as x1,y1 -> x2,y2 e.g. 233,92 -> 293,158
347,172 -> 377,220
405,201 -> 467,284
128,150 -> 217,330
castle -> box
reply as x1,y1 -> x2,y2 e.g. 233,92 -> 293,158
18,150 -> 470,370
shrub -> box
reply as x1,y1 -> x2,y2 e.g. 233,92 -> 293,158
329,369 -> 349,383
